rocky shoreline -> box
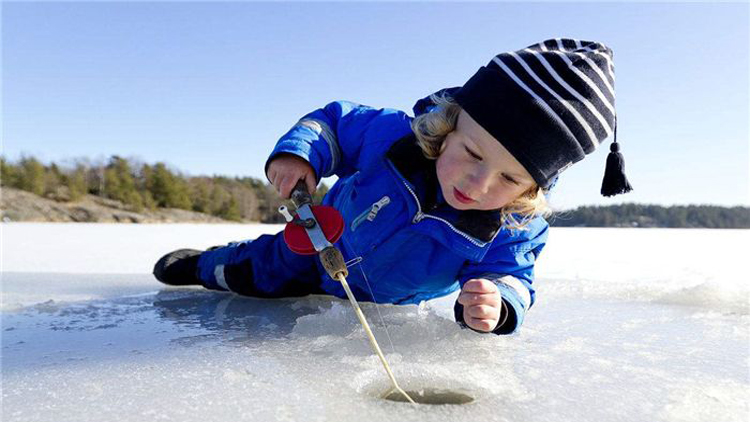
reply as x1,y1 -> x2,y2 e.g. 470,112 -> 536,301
1,187 -> 236,223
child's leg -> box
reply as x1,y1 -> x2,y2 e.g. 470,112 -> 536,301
197,230 -> 323,298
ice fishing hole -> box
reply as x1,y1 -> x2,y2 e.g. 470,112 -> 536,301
381,387 -> 474,405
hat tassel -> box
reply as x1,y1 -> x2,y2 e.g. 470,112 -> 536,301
600,125 -> 633,197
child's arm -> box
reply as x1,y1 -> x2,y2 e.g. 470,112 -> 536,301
455,218 -> 549,335
265,101 -> 412,186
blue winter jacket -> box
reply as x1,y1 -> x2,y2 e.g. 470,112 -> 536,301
265,92 -> 549,335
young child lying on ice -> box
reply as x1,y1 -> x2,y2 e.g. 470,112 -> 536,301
153,38 -> 631,335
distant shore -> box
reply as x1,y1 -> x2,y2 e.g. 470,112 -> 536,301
2,186 -> 748,228
0,187 -> 237,224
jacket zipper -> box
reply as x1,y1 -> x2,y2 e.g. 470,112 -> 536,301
351,196 -> 391,231
400,180 -> 489,247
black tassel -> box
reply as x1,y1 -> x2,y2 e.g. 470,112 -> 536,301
600,124 -> 633,197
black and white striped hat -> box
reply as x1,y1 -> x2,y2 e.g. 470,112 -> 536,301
453,38 -> 632,196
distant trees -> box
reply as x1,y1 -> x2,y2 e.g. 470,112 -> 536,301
145,162 -> 192,210
2,154 -> 746,227
550,204 -> 750,229
1,154 -> 328,223
2,156 -> 46,196
104,156 -> 144,211
66,165 -> 88,201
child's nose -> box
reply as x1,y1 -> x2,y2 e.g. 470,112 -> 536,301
466,169 -> 493,196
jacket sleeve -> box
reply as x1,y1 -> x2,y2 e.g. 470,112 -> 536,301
265,100 -> 412,180
454,217 -> 549,335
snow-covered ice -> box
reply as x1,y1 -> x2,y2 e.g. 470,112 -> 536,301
2,223 -> 748,421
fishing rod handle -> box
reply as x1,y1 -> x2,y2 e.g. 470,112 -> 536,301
320,246 -> 348,279
291,180 -> 312,208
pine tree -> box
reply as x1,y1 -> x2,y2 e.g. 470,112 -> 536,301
103,156 -> 143,211
217,196 -> 242,221
1,156 -> 18,187
19,157 -> 46,196
147,162 -> 191,210
66,165 -> 88,201
46,163 -> 63,192
148,163 -> 175,208
190,178 -> 212,213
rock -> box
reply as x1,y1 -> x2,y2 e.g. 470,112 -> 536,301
0,187 -> 240,224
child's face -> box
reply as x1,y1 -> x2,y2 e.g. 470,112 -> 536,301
436,110 -> 536,211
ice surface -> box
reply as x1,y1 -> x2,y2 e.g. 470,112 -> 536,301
2,223 -> 749,421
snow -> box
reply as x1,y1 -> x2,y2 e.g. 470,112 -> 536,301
2,223 -> 749,421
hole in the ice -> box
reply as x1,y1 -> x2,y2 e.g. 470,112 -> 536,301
381,387 -> 474,405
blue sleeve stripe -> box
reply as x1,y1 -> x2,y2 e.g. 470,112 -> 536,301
494,283 -> 526,333
495,275 -> 531,310
295,118 -> 341,177
471,272 -> 532,310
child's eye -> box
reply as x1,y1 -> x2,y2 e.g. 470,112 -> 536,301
464,146 -> 482,161
502,174 -> 519,185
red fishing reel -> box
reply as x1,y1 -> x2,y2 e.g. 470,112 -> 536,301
279,181 -> 345,255
282,205 -> 344,255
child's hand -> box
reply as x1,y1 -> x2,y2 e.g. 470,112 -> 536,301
457,279 -> 502,332
266,154 -> 317,199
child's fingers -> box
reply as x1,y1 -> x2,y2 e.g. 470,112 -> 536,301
466,317 -> 497,332
268,171 -> 281,194
457,292 -> 500,307
267,155 -> 314,198
462,278 -> 498,294
304,172 -> 317,196
275,173 -> 286,197
280,172 -> 315,199
462,301 -> 501,332
279,174 -> 296,199
466,304 -> 499,320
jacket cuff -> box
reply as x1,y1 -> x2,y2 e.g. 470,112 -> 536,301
265,124 -> 332,182
492,283 -> 525,334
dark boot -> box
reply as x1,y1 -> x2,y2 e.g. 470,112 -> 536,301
153,249 -> 204,286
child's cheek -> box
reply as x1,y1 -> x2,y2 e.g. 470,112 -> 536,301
437,151 -> 461,185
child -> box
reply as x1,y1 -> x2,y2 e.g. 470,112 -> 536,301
153,38 -> 631,335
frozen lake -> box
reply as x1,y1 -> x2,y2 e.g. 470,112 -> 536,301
2,223 -> 748,421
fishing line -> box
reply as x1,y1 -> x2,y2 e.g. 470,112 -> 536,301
341,235 -> 398,356
280,187 -> 414,404
334,272 -> 415,404
359,268 -> 398,356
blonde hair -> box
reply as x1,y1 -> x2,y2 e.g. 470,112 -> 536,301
411,92 -> 552,230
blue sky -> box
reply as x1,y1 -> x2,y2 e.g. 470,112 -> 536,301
3,1 -> 748,209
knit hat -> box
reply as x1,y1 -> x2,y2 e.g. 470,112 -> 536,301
453,38 -> 632,197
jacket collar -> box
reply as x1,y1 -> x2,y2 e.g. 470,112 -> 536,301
385,133 -> 502,243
